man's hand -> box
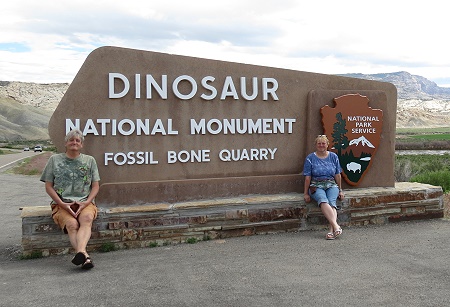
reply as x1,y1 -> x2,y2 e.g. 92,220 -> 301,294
73,201 -> 90,217
59,201 -> 78,218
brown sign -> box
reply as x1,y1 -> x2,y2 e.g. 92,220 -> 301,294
49,47 -> 397,206
321,94 -> 383,186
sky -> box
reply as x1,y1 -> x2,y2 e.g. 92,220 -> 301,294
1,0 -> 449,87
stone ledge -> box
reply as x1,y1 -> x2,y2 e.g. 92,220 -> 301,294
21,182 -> 443,257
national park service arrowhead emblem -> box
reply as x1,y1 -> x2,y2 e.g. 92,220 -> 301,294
321,94 -> 383,186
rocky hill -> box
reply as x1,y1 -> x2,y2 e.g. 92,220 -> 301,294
0,82 -> 68,141
340,71 -> 450,100
0,72 -> 449,141
0,81 -> 68,111
340,71 -> 450,127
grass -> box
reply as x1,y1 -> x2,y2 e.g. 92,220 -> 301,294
20,251 -> 44,260
395,126 -> 450,149
396,127 -> 450,135
99,242 -> 118,253
0,149 -> 17,155
10,157 -> 41,175
148,242 -> 158,248
409,133 -> 450,140
186,237 -> 198,244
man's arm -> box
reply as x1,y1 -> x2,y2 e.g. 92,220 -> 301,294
80,181 -> 100,206
74,181 -> 100,216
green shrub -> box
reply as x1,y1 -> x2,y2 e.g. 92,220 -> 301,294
148,242 -> 158,248
410,170 -> 450,193
20,251 -> 43,260
395,154 -> 450,182
99,242 -> 117,253
186,237 -> 198,244
44,146 -> 57,152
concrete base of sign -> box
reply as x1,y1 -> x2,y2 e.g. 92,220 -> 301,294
97,174 -> 303,207
21,182 -> 443,257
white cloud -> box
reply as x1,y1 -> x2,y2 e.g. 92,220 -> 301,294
0,0 -> 449,86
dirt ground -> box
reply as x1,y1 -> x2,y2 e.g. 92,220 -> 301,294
444,194 -> 450,218
30,151 -> 53,170
20,152 -> 450,218
18,151 -> 52,173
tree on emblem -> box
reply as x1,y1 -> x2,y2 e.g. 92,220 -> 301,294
331,112 -> 349,156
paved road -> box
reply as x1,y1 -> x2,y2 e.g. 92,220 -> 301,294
1,172 -> 450,307
0,149 -> 44,172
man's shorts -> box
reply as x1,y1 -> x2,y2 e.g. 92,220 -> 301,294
51,203 -> 98,233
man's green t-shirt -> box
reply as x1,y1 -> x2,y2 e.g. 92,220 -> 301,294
40,153 -> 100,204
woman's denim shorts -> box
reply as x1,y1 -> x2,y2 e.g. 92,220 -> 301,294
310,186 -> 339,208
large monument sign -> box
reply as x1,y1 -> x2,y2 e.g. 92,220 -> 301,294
49,46 -> 397,206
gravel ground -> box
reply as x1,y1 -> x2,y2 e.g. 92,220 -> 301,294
0,173 -> 49,260
2,155 -> 450,307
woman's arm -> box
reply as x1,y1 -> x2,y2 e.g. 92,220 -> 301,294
304,175 -> 311,203
334,173 -> 344,200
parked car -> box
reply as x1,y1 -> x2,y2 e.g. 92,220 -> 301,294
24,147 -> 30,151
34,145 -> 43,152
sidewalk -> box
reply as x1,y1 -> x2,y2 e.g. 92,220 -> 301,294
1,173 -> 450,307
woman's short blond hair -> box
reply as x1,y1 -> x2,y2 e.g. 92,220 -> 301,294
315,134 -> 329,144
64,129 -> 84,143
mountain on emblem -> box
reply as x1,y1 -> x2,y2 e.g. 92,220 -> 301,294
320,94 -> 383,186
349,136 -> 375,148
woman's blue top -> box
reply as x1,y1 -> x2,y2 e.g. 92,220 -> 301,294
303,151 -> 342,181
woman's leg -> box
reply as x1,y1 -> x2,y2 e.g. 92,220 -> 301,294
311,188 -> 340,234
320,202 -> 340,232
325,187 -> 342,235
325,187 -> 339,209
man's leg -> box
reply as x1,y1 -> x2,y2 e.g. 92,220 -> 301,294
75,209 -> 95,254
65,218 -> 80,250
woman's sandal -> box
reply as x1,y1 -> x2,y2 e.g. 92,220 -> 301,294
334,228 -> 343,238
326,232 -> 335,240
81,257 -> 94,270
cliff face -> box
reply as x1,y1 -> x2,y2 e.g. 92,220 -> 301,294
0,81 -> 68,111
1,72 -> 449,141
0,82 -> 69,141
